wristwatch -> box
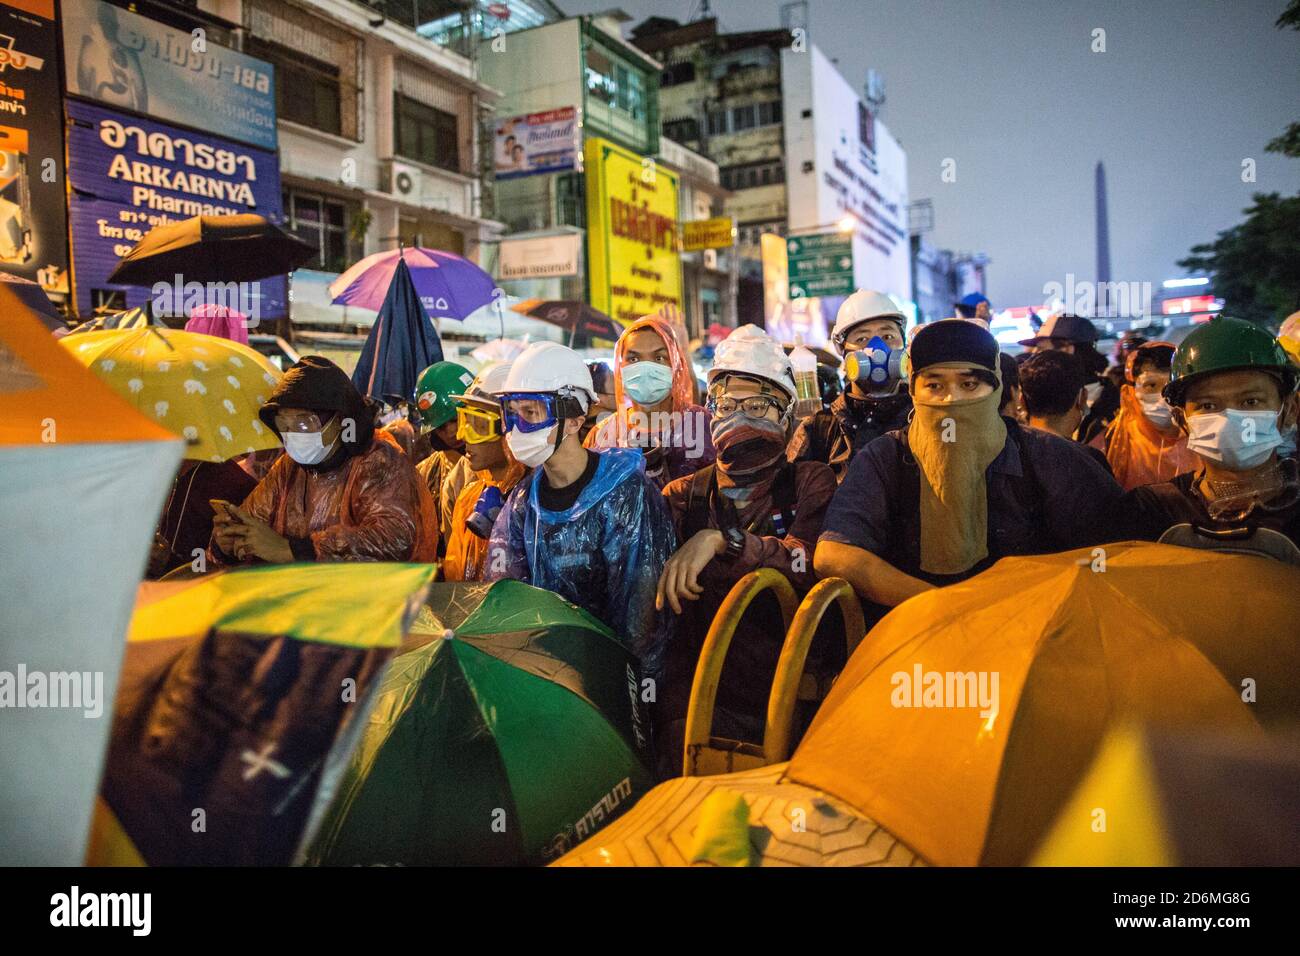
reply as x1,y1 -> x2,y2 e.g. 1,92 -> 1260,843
721,526 -> 746,562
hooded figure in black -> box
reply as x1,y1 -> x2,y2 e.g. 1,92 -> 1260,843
210,356 -> 438,565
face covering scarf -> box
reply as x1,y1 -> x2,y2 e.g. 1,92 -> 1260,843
710,412 -> 789,513
909,384 -> 1005,575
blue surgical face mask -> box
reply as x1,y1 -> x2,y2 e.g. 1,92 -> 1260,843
621,361 -> 674,406
1186,409 -> 1284,471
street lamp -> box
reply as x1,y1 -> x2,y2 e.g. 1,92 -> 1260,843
785,215 -> 858,238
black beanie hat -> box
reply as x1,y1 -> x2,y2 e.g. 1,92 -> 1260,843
909,319 -> 1000,377
260,355 -> 376,466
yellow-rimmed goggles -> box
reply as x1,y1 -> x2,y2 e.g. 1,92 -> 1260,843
456,404 -> 504,444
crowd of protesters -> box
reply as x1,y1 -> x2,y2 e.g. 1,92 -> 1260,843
146,291 -> 1300,776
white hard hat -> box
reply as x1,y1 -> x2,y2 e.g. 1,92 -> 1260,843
707,324 -> 797,401
832,290 -> 907,353
452,361 -> 512,409
498,342 -> 595,407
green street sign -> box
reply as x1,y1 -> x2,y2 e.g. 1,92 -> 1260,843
787,232 -> 854,298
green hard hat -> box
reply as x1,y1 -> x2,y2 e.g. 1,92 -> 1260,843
415,361 -> 475,428
1164,316 -> 1297,406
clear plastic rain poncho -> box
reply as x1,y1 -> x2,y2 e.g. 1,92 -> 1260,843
486,447 -> 677,678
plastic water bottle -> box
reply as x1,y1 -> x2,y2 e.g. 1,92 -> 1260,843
790,335 -> 821,419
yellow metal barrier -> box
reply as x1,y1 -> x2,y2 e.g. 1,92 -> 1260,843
763,577 -> 865,764
682,568 -> 796,778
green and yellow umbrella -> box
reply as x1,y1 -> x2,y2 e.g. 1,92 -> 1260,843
62,327 -> 283,462
299,579 -> 655,866
88,562 -> 436,866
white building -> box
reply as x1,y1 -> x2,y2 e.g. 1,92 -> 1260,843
200,0 -> 510,326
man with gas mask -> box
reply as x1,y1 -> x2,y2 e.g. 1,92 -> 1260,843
210,356 -> 438,566
487,342 -> 676,679
1117,317 -> 1300,561
441,363 -> 528,582
815,321 -> 1120,619
413,360 -> 477,554
1090,340 -> 1197,491
788,290 -> 913,483
655,326 -> 837,774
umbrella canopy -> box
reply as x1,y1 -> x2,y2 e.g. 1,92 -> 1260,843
0,271 -> 65,330
470,337 -> 528,364
64,307 -> 152,336
784,543 -> 1299,866
350,256 -> 444,406
328,246 -> 498,319
62,327 -> 284,462
510,299 -> 624,344
185,303 -> 250,346
1,291 -> 181,866
1031,725 -> 1300,866
107,214 -> 317,285
88,563 -> 437,866
554,763 -> 923,867
298,579 -> 654,866
556,543 -> 1298,867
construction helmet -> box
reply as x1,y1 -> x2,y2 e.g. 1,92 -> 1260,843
707,324 -> 797,401
498,341 -> 595,419
415,361 -> 475,428
1164,316 -> 1298,406
831,290 -> 907,354
452,361 -> 512,411
1279,310 -> 1300,367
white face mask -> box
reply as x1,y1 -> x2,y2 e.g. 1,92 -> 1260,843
1083,381 -> 1104,408
1138,392 -> 1174,429
506,423 -> 559,468
1185,409 -> 1283,471
283,429 -> 337,466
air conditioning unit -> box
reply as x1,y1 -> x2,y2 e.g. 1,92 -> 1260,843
384,160 -> 422,201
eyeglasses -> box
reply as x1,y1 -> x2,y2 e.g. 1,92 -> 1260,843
275,411 -> 327,433
456,405 -> 504,444
707,394 -> 786,420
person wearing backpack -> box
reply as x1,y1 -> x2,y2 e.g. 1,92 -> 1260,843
655,326 -> 837,775
815,320 -> 1121,618
787,290 -> 913,483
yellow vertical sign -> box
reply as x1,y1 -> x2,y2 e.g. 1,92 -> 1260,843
584,136 -> 682,324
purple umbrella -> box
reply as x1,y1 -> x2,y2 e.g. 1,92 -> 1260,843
328,247 -> 498,320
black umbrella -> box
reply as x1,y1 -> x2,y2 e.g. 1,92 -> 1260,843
107,214 -> 317,285
351,255 -> 444,407
0,271 -> 65,330
511,299 -> 625,345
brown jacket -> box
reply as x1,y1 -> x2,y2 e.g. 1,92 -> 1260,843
659,460 -> 837,728
212,430 -> 437,565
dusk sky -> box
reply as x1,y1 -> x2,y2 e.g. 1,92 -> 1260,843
565,0 -> 1300,307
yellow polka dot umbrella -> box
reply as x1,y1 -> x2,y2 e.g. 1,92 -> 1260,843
61,327 -> 283,462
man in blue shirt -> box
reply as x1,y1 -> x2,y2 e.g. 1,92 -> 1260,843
815,320 -> 1122,613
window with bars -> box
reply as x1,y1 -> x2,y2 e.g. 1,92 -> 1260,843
282,190 -> 359,274
395,94 -> 461,172
706,109 -> 728,136
246,37 -> 342,136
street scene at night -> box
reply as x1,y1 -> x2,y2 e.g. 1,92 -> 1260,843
1,0 -> 1298,936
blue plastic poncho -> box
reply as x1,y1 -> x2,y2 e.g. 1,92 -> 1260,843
487,447 -> 677,678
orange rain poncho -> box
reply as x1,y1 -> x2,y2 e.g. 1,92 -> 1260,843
1093,384 -> 1198,491
443,460 -> 527,582
584,313 -> 715,487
